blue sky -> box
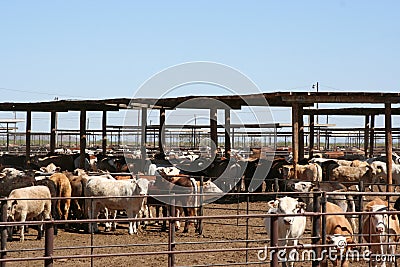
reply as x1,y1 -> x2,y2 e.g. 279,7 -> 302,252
0,1 -> 399,131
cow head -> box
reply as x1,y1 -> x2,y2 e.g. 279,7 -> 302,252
135,178 -> 149,196
6,200 -> 18,221
203,181 -> 223,194
291,181 -> 314,192
268,197 -> 306,225
367,204 -> 397,233
326,234 -> 353,255
281,165 -> 293,179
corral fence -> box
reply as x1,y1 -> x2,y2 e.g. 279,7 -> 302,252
1,187 -> 400,267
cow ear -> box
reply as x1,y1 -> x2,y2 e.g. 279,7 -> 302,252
55,167 -> 61,172
391,214 -> 397,221
11,200 -> 18,207
364,203 -> 372,212
297,202 -> 306,211
326,235 -> 332,243
267,200 -> 277,208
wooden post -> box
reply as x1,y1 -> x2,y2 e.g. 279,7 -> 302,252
224,108 -> 231,158
385,103 -> 393,192
26,110 -> 32,168
369,115 -> 375,158
159,107 -> 166,155
309,114 -> 315,158
292,103 -> 299,178
80,110 -> 86,169
364,115 -> 370,158
1,200 -> 8,267
50,111 -> 57,154
102,110 -> 107,155
141,107 -> 147,171
298,105 -> 304,159
210,108 -> 218,159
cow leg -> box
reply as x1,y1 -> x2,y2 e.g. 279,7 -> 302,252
161,206 -> 168,232
127,209 -> 138,235
19,225 -> 25,242
175,208 -> 181,230
51,200 -> 59,235
154,205 -> 160,225
182,207 -> 190,233
19,214 -> 27,242
7,226 -> 14,242
56,199 -> 62,227
104,208 -> 111,232
110,210 -> 117,231
37,224 -> 43,240
63,199 -> 71,229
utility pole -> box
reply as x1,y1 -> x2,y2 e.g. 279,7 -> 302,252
312,82 -> 320,151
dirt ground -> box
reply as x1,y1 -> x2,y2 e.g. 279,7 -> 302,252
3,198 -> 399,267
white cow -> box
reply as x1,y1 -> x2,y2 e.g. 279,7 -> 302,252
146,163 -> 181,176
7,185 -> 52,242
85,177 -> 149,235
0,168 -> 25,178
370,161 -> 400,190
264,197 -> 307,267
39,163 -> 61,173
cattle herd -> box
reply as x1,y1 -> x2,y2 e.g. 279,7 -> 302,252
1,150 -> 400,266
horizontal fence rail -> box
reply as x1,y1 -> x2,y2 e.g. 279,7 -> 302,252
1,190 -> 400,267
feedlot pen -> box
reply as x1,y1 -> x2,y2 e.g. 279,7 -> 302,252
2,189 -> 400,267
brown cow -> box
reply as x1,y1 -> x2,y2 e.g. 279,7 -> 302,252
362,198 -> 400,267
282,163 -> 322,181
328,165 -> 372,187
322,202 -> 355,267
64,172 -> 87,221
49,173 -> 72,226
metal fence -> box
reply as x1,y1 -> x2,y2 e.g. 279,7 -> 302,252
1,189 -> 400,267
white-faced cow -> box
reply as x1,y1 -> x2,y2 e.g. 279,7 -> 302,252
264,197 -> 307,267
7,185 -> 51,242
362,198 -> 400,267
85,177 -> 149,235
370,161 -> 400,191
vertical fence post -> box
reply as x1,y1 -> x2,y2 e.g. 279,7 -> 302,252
236,191 -> 240,227
245,193 -> 249,263
44,220 -> 54,267
270,214 -> 278,267
321,192 -> 327,247
1,200 -> 7,267
197,176 -> 204,235
358,181 -> 364,245
312,192 -> 321,267
90,198 -> 94,267
168,194 -> 176,267
274,178 -> 279,198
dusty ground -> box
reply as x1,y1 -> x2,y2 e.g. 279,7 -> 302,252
3,197 -> 398,267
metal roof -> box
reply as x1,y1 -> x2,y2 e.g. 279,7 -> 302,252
0,92 -> 399,112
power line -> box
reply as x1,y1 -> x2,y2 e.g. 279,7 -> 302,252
0,87 -> 93,99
